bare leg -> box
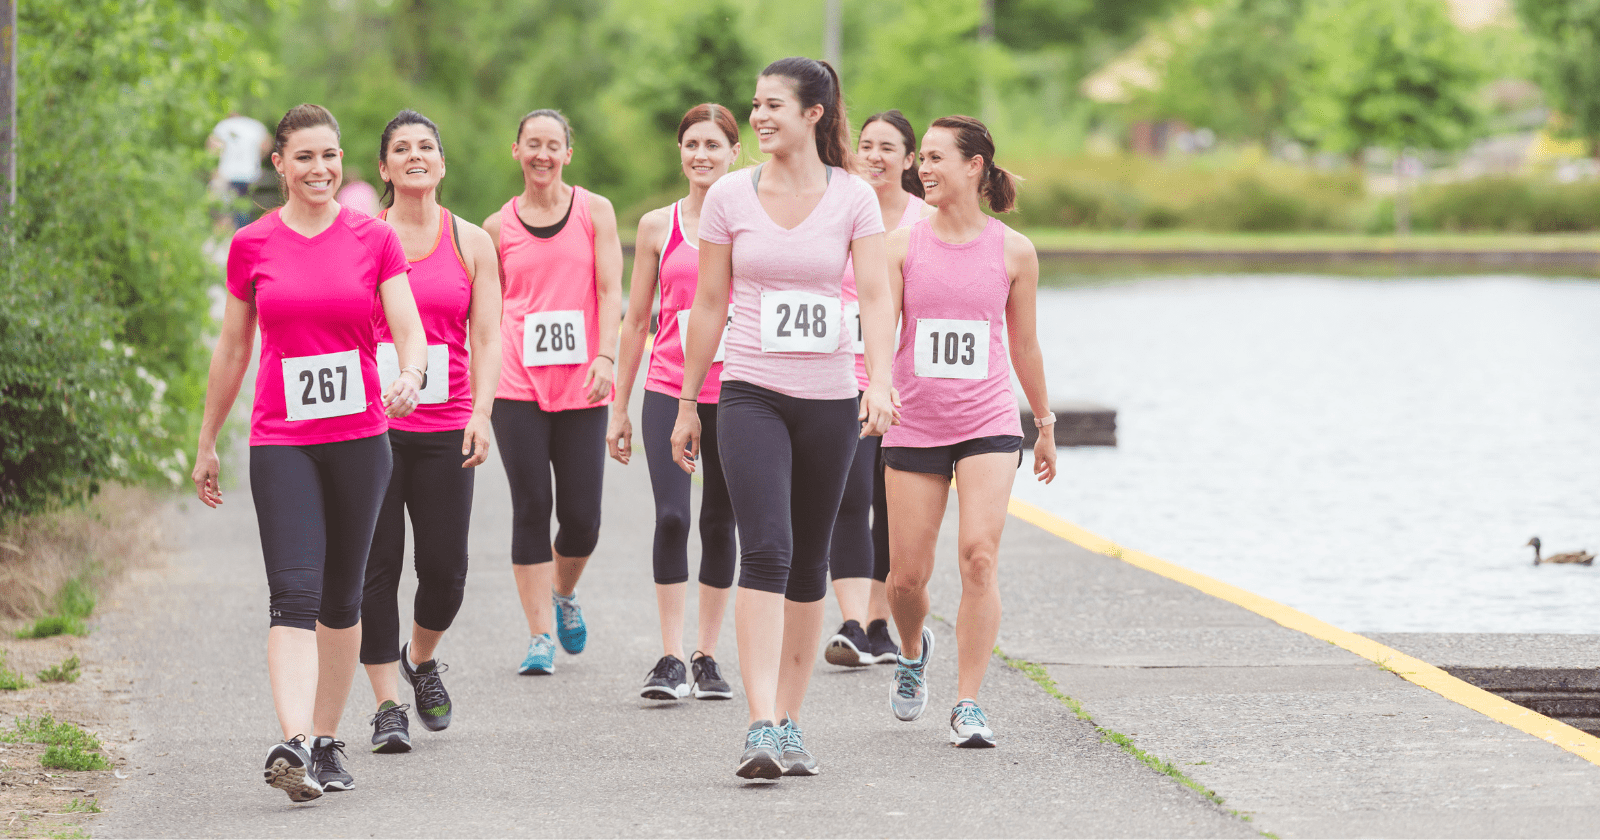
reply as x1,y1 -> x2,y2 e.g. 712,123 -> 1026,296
656,582 -> 687,661
553,550 -> 590,597
695,583 -> 732,658
868,579 -> 892,624
831,577 -> 870,625
312,621 -> 361,737
408,623 -> 446,664
775,598 -> 826,719
268,626 -> 318,740
512,562 -> 553,636
884,467 -> 950,660
735,587 -> 785,724
951,453 -> 1016,700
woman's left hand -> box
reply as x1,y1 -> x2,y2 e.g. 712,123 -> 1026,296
1033,428 -> 1057,484
461,413 -> 492,468
859,383 -> 901,438
382,371 -> 422,419
583,356 -> 615,404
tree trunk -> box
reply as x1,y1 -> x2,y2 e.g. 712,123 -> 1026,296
1393,155 -> 1411,237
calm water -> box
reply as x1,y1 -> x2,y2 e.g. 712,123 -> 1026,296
1011,274 -> 1600,633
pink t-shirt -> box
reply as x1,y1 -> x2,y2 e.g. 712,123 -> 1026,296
842,193 -> 925,390
645,201 -> 723,403
495,188 -> 614,411
373,207 -> 474,433
882,217 -> 1023,448
699,166 -> 884,401
226,206 -> 409,446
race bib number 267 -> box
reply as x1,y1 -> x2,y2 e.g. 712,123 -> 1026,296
283,349 -> 366,421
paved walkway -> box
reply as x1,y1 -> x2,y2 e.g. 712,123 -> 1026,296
88,417 -> 1600,837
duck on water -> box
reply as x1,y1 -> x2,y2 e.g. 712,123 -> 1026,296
1527,537 -> 1595,566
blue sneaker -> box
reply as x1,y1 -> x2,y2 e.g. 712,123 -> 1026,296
890,626 -> 934,721
518,633 -> 555,675
949,699 -> 995,747
553,592 -> 587,654
736,720 -> 783,780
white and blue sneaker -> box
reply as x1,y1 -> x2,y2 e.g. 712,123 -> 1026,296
519,633 -> 556,675
949,699 -> 996,747
736,720 -> 784,780
553,592 -> 587,654
890,626 -> 935,721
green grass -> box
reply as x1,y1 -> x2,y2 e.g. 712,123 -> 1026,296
1021,228 -> 1600,253
3,714 -> 111,771
45,829 -> 90,839
0,650 -> 30,690
37,655 -> 81,684
61,797 -> 102,814
16,575 -> 96,639
42,744 -> 112,771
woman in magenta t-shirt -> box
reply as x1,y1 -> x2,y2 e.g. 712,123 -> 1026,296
482,109 -> 624,675
190,104 -> 428,801
881,116 -> 1058,748
358,109 -> 503,753
669,57 -> 900,780
608,103 -> 741,703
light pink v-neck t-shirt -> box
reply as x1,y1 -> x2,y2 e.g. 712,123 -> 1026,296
698,166 -> 884,401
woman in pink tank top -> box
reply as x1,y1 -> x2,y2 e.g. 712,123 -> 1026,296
881,116 -> 1057,749
482,109 -> 624,676
359,110 -> 503,752
609,104 -> 741,703
824,109 -> 928,670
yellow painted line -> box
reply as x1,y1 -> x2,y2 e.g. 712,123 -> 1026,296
1005,496 -> 1600,768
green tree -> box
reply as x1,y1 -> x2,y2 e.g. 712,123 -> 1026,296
1142,0 -> 1305,144
1515,0 -> 1600,155
1293,0 -> 1482,232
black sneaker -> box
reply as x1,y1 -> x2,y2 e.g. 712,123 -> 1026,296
824,620 -> 873,667
369,701 -> 412,754
640,655 -> 689,701
263,735 -> 322,802
691,652 -> 733,700
400,643 -> 452,731
866,618 -> 900,664
736,720 -> 783,780
309,736 -> 354,792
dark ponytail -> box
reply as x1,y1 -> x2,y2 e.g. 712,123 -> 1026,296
930,114 -> 1018,213
377,109 -> 445,209
761,56 -> 853,172
861,110 -> 924,198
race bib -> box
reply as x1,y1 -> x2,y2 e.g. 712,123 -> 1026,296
282,349 -> 366,421
523,310 -> 587,367
844,301 -> 864,354
760,291 -> 840,354
376,342 -> 450,405
913,318 -> 989,380
676,309 -> 732,364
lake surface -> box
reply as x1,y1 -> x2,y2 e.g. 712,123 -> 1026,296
1011,273 -> 1600,633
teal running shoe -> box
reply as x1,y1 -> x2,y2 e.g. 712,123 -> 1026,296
519,633 -> 556,675
736,720 -> 783,780
890,626 -> 934,721
777,716 -> 818,776
949,699 -> 995,747
553,592 -> 587,654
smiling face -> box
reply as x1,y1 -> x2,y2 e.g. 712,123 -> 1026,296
750,75 -> 821,158
379,124 -> 445,197
273,125 -> 343,209
512,115 -> 572,186
679,120 -> 739,189
917,126 -> 980,208
858,119 -> 913,193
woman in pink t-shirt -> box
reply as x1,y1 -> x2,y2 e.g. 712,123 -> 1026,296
823,109 -> 927,671
669,57 -> 899,780
358,109 -> 503,753
190,104 -> 428,802
482,109 -> 623,676
608,104 -> 740,703
881,116 -> 1058,749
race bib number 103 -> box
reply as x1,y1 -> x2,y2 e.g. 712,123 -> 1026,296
760,290 -> 840,354
283,349 -> 366,421
913,318 -> 989,380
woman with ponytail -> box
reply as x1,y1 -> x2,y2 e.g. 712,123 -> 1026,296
671,56 -> 899,779
881,115 -> 1055,748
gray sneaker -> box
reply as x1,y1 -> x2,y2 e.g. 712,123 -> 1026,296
736,720 -> 784,780
777,716 -> 819,776
890,626 -> 935,722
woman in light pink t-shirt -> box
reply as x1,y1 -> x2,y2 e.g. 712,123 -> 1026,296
881,116 -> 1058,749
668,56 -> 899,781
190,104 -> 428,802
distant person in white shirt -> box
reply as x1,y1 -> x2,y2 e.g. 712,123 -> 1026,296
209,112 -> 271,228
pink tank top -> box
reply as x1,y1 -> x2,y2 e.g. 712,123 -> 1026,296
645,201 -> 723,403
882,217 -> 1022,448
495,187 -> 613,411
374,206 -> 473,432
842,194 -> 925,390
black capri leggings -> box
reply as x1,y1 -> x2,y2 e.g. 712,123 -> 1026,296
642,390 -> 737,587
717,380 -> 858,603
359,428 -> 475,665
828,429 -> 890,583
250,433 -> 392,631
492,399 -> 607,565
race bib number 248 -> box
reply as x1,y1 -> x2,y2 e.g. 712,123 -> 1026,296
760,290 -> 840,354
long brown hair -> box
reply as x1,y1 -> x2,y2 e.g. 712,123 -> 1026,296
930,115 -> 1017,213
760,57 -> 852,171
861,110 -> 923,198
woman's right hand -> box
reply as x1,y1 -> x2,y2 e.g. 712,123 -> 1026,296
606,407 -> 633,465
192,446 -> 223,508
668,401 -> 701,475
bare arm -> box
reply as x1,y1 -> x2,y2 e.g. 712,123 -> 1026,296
1003,227 -> 1055,483
585,192 -> 624,404
191,292 -> 258,507
461,220 -> 503,468
378,272 -> 427,418
851,231 -> 901,436
668,240 -> 733,473
608,209 -> 668,464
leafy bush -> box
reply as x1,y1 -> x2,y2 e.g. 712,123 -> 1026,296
37,655 -> 82,684
0,652 -> 28,690
41,744 -> 113,772
1409,177 -> 1600,232
5,715 -> 112,771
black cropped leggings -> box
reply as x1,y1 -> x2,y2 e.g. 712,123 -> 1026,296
492,399 -> 607,565
717,380 -> 858,603
359,428 -> 475,665
641,390 -> 737,587
250,433 -> 392,631
828,429 -> 890,583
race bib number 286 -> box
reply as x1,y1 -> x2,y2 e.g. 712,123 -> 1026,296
283,349 -> 366,421
524,310 -> 587,367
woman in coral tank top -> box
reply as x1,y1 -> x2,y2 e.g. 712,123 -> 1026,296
882,116 -> 1057,749
482,109 -> 623,676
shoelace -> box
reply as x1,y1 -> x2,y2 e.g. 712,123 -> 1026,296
556,597 -> 583,630
646,656 -> 682,682
311,738 -> 349,772
369,703 -> 411,730
745,725 -> 781,752
693,654 -> 722,683
952,702 -> 987,728
895,661 -> 925,699
780,722 -> 811,756
412,665 -> 449,709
